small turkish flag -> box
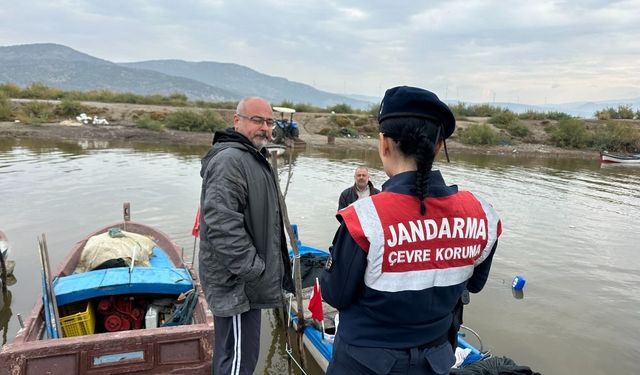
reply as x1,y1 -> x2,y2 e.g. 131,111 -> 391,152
308,278 -> 324,322
191,207 -> 201,237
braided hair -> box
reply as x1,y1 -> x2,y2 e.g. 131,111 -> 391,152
379,117 -> 442,215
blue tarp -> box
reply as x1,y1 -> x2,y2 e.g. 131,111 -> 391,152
53,246 -> 193,306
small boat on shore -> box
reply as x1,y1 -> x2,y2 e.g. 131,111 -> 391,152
0,204 -> 214,375
600,151 -> 640,164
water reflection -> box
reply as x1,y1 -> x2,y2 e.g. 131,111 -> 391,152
0,138 -> 86,155
511,288 -> 524,300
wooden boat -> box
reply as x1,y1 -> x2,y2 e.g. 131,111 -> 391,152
288,243 -> 336,371
0,230 -> 16,291
0,231 -> 9,261
288,235 -> 489,373
600,151 -> 640,164
0,205 -> 214,375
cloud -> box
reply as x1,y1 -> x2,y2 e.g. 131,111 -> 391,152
0,0 -> 639,104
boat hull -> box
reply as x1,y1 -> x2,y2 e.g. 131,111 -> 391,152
0,221 -> 214,375
600,152 -> 640,164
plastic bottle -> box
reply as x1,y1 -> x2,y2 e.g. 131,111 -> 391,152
145,305 -> 159,329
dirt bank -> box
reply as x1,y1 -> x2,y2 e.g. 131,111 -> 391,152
0,100 -> 600,160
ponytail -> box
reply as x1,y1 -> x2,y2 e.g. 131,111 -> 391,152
379,117 -> 441,215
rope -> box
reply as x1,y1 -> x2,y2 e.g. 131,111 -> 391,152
284,293 -> 309,375
285,344 -> 310,375
162,289 -> 197,326
460,324 -> 486,353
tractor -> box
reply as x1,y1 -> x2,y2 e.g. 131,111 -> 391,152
271,106 -> 299,144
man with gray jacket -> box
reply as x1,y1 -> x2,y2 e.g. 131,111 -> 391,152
199,96 -> 294,375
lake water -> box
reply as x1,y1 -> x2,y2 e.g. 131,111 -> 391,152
1,137 -> 639,374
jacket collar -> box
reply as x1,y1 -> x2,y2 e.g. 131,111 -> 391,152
381,170 -> 457,197
353,180 -> 374,193
212,128 -> 269,158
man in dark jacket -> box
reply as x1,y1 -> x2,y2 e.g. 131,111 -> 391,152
199,96 -> 294,375
338,166 -> 380,210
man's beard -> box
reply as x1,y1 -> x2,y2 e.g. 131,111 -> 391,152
252,133 -> 269,149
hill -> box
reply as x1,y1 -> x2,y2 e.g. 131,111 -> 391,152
0,44 -> 241,101
120,60 -> 374,109
0,43 -> 372,108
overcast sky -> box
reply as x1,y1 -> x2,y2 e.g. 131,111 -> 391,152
1,0 -> 639,105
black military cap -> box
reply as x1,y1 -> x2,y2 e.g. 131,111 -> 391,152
378,86 -> 456,139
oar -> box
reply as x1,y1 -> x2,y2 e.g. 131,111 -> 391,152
40,234 -> 62,338
38,237 -> 55,339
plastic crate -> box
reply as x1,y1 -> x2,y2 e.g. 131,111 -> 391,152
59,300 -> 96,337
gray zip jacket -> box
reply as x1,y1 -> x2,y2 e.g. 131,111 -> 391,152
198,128 -> 294,317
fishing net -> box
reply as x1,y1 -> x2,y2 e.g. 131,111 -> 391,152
75,230 -> 156,273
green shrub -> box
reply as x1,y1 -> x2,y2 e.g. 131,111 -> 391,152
450,103 -> 504,117
366,104 -> 379,117
0,83 -> 22,98
518,110 -> 572,121
328,103 -> 353,114
332,115 -> 352,128
354,117 -> 369,127
339,127 -> 359,137
505,122 -> 530,138
22,83 -> 64,99
166,110 -> 226,132
0,93 -> 12,121
360,124 -> 378,136
54,99 -> 92,118
16,101 -> 55,124
591,121 -> 640,152
488,110 -> 519,127
458,124 -> 499,145
545,111 -> 573,121
292,103 -> 320,113
167,93 -> 188,105
518,110 -> 545,120
276,100 -> 295,109
550,118 -> 590,148
595,105 -> 636,120
136,115 -> 165,131
318,127 -> 333,136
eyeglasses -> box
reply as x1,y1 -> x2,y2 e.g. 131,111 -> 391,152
236,113 -> 275,126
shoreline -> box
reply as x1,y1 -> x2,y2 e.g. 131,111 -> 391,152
0,121 -> 599,160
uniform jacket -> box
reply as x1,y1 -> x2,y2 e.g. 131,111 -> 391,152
338,181 -> 380,210
199,128 -> 294,317
321,170 -> 501,349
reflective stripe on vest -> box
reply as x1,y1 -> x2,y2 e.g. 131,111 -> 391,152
342,191 -> 501,293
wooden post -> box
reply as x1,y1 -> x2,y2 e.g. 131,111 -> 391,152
270,150 -> 307,370
123,202 -> 130,232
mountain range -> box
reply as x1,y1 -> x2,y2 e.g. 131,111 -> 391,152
0,43 -> 373,108
1,43 -> 639,117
